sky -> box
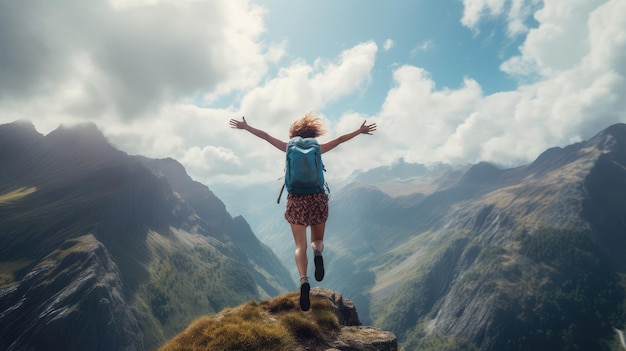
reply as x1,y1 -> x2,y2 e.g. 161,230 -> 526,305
1,0 -> 625,188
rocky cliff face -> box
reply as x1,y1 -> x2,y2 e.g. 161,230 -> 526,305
368,124 -> 626,350
313,288 -> 400,351
0,120 -> 294,350
0,235 -> 141,351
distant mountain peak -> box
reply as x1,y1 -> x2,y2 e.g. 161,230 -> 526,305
587,123 -> 626,153
48,121 -> 107,141
3,118 -> 37,130
43,122 -> 118,158
0,119 -> 42,139
457,161 -> 501,185
595,122 -> 626,137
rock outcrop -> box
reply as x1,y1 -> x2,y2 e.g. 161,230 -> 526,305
312,288 -> 400,351
159,287 -> 401,351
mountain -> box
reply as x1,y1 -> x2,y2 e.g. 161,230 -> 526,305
159,288 -> 400,351
5,119 -> 626,350
0,120 -> 294,350
223,123 -> 626,350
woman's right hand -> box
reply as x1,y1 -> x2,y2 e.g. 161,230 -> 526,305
229,116 -> 248,130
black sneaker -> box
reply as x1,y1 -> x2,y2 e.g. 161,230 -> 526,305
314,254 -> 325,282
299,281 -> 310,311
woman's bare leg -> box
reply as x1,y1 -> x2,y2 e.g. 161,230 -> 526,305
291,224 -> 308,279
310,222 -> 326,253
311,222 -> 326,281
291,223 -> 310,310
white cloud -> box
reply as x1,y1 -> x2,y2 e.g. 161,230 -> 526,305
321,111 -> 384,179
181,145 -> 243,174
501,0 -> 605,79
0,0 -> 271,123
379,0 -> 626,168
383,39 -> 394,51
587,0 -> 626,74
311,42 -> 377,103
410,39 -> 435,57
461,0 -> 507,31
236,42 -> 377,129
1,0 -> 624,190
374,66 -> 483,165
102,41 -> 377,185
461,0 -> 542,37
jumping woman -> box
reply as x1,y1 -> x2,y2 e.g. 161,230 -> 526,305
229,112 -> 376,310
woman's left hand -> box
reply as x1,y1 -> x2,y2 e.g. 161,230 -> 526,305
360,120 -> 377,135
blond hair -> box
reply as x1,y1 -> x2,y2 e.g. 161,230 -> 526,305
289,111 -> 326,138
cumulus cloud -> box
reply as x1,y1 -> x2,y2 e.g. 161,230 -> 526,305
501,0 -> 604,78
181,145 -> 243,175
461,0 -> 542,37
383,39 -> 394,51
379,0 -> 626,169
105,41 -> 377,185
373,66 -> 483,165
410,39 -> 435,57
236,41 -> 377,133
0,0 -> 270,123
1,0 -> 624,189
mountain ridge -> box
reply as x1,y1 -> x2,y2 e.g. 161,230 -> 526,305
4,120 -> 626,350
368,123 -> 626,350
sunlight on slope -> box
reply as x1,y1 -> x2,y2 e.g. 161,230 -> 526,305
477,154 -> 598,229
371,230 -> 466,298
139,229 -> 265,349
0,187 -> 37,205
0,259 -> 32,288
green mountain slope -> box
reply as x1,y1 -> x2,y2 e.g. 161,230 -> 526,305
0,120 -> 294,350
365,124 -> 626,350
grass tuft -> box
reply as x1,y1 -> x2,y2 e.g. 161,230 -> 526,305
280,313 -> 321,339
159,290 -> 341,351
0,187 -> 37,205
262,294 -> 297,313
159,306 -> 294,351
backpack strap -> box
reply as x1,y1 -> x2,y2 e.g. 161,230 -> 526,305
277,183 -> 285,204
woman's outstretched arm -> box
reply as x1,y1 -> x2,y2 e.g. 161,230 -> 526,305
229,116 -> 287,152
320,120 -> 376,153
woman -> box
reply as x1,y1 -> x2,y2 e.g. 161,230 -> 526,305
229,112 -> 376,311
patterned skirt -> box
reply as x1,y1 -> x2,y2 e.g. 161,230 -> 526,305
284,193 -> 329,226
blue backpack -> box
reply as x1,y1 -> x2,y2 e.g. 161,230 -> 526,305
277,137 -> 327,203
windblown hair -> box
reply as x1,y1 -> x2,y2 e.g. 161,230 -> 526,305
289,111 -> 326,138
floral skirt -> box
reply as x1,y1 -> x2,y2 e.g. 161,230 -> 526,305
284,193 -> 329,226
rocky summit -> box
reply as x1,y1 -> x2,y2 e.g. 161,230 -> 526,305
159,287 -> 401,351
